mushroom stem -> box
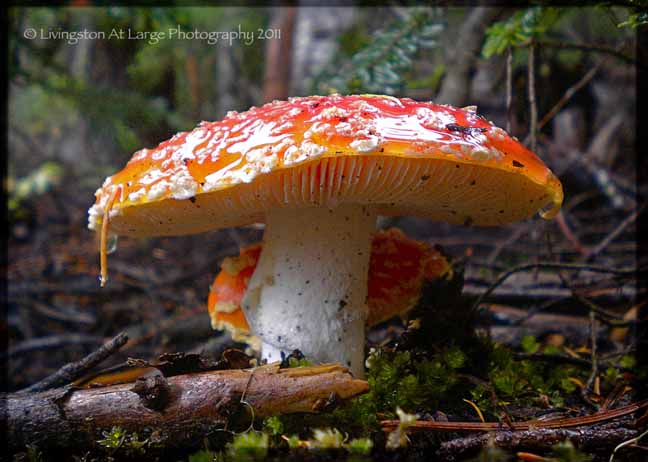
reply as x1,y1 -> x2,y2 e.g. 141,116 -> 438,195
241,204 -> 376,378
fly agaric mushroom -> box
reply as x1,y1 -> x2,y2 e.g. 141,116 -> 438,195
208,228 -> 451,345
89,94 -> 563,377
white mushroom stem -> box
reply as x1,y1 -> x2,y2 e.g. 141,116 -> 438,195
241,204 -> 376,378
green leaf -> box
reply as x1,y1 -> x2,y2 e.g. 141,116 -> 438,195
521,335 -> 541,354
482,7 -> 562,57
314,8 -> 444,95
620,355 -> 636,369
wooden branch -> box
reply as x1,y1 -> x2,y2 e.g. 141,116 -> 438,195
4,363 -> 368,451
437,425 -> 638,461
21,332 -> 128,393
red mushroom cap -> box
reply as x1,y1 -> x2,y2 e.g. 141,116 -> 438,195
89,94 -> 563,238
207,228 -> 451,336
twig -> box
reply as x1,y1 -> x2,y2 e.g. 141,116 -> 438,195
381,399 -> 648,431
536,59 -> 604,133
554,211 -> 588,257
585,309 -> 599,395
528,40 -> 538,152
471,262 -> 638,311
610,429 -> 648,462
574,296 -> 637,326
486,224 -> 529,268
19,332 -> 128,393
510,297 -> 571,326
3,334 -> 105,359
517,38 -> 637,66
584,202 -> 646,262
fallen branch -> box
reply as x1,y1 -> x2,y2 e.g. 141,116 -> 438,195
19,332 -> 129,393
4,363 -> 368,451
437,424 -> 638,461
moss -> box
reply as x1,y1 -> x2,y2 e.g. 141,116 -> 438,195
96,426 -> 150,456
226,432 -> 268,461
187,449 -> 222,462
550,440 -> 592,462
468,342 -> 590,418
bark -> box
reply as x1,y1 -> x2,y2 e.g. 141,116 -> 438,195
437,424 -> 638,461
436,8 -> 502,106
262,7 -> 297,102
4,363 -> 368,451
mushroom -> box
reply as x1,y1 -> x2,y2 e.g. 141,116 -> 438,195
207,228 -> 452,346
88,94 -> 563,377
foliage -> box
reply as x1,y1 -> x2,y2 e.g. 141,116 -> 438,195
285,356 -> 312,368
8,6 -> 267,181
7,162 -> 63,217
616,10 -> 648,27
614,0 -> 648,28
385,407 -> 418,450
311,344 -> 470,438
482,7 -> 561,57
226,431 -> 268,461
96,426 -> 149,456
473,442 -> 508,462
315,8 -> 444,95
261,416 -> 284,437
187,449 -> 222,462
550,440 -> 592,462
345,437 -> 374,455
521,335 -> 541,354
310,428 -> 345,449
470,342 -> 588,414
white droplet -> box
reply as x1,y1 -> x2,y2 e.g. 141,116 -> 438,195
106,234 -> 118,255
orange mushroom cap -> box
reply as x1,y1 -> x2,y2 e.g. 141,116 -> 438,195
89,94 -> 562,238
208,228 -> 451,338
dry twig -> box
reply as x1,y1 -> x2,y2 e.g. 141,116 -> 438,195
19,332 -> 128,393
381,399 -> 648,432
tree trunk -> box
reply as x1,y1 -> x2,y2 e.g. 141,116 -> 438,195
436,8 -> 503,106
290,6 -> 357,96
263,7 -> 297,102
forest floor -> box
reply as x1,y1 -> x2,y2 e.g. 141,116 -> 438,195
5,172 -> 646,461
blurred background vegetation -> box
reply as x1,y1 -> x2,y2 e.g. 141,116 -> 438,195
5,2 -> 644,424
